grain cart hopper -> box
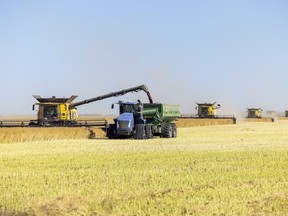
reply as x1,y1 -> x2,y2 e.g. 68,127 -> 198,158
29,84 -> 153,126
107,100 -> 180,139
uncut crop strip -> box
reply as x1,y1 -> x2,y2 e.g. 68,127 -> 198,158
0,127 -> 106,143
176,118 -> 235,127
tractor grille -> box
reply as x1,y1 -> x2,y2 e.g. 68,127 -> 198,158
119,121 -> 129,129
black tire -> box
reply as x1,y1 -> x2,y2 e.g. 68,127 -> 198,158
145,124 -> 153,139
107,124 -> 117,139
39,120 -> 46,127
135,124 -> 146,139
161,123 -> 172,138
28,121 -> 37,126
171,123 -> 177,138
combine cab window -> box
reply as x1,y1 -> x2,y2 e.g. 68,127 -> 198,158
199,107 -> 209,115
43,106 -> 58,120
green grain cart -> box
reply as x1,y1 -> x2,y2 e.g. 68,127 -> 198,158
107,100 -> 180,139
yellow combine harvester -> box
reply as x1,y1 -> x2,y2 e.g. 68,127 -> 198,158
244,108 -> 274,122
177,102 -> 236,127
29,84 -> 153,126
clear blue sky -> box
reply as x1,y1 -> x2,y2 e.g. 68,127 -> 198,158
1,1 -> 288,116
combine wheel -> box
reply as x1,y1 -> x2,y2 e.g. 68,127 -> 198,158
145,124 -> 153,139
135,124 -> 146,139
161,123 -> 172,138
39,120 -> 47,127
28,121 -> 37,126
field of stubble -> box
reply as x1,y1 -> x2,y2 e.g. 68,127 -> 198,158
0,121 -> 287,215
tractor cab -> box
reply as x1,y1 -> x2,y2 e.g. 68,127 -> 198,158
110,100 -> 144,136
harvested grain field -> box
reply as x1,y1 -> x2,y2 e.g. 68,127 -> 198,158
0,121 -> 288,215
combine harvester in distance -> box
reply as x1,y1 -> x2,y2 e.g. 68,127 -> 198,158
177,102 -> 237,127
244,108 -> 274,122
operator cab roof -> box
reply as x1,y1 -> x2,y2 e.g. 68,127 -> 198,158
33,95 -> 78,103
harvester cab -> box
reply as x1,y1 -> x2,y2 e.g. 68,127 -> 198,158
30,95 -> 78,126
247,108 -> 262,118
196,102 -> 221,118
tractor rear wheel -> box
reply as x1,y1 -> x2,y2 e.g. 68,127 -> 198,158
135,124 -> 146,139
145,124 -> 153,139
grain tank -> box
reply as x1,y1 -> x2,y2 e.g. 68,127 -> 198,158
107,100 -> 180,139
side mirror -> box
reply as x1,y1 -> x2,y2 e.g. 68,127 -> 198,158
111,104 -> 114,109
32,104 -> 35,110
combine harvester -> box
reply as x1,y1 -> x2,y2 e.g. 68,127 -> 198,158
243,108 -> 274,122
177,102 -> 237,127
106,100 -> 180,139
0,84 -> 153,128
277,110 -> 288,120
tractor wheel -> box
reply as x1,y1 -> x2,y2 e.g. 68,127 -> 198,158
145,124 -> 153,139
107,124 -> 117,139
135,124 -> 146,139
161,123 -> 172,138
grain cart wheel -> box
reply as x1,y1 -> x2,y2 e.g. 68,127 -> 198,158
161,123 -> 172,138
145,124 -> 153,139
135,124 -> 146,139
171,123 -> 177,138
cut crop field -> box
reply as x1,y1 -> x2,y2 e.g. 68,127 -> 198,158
0,121 -> 288,215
